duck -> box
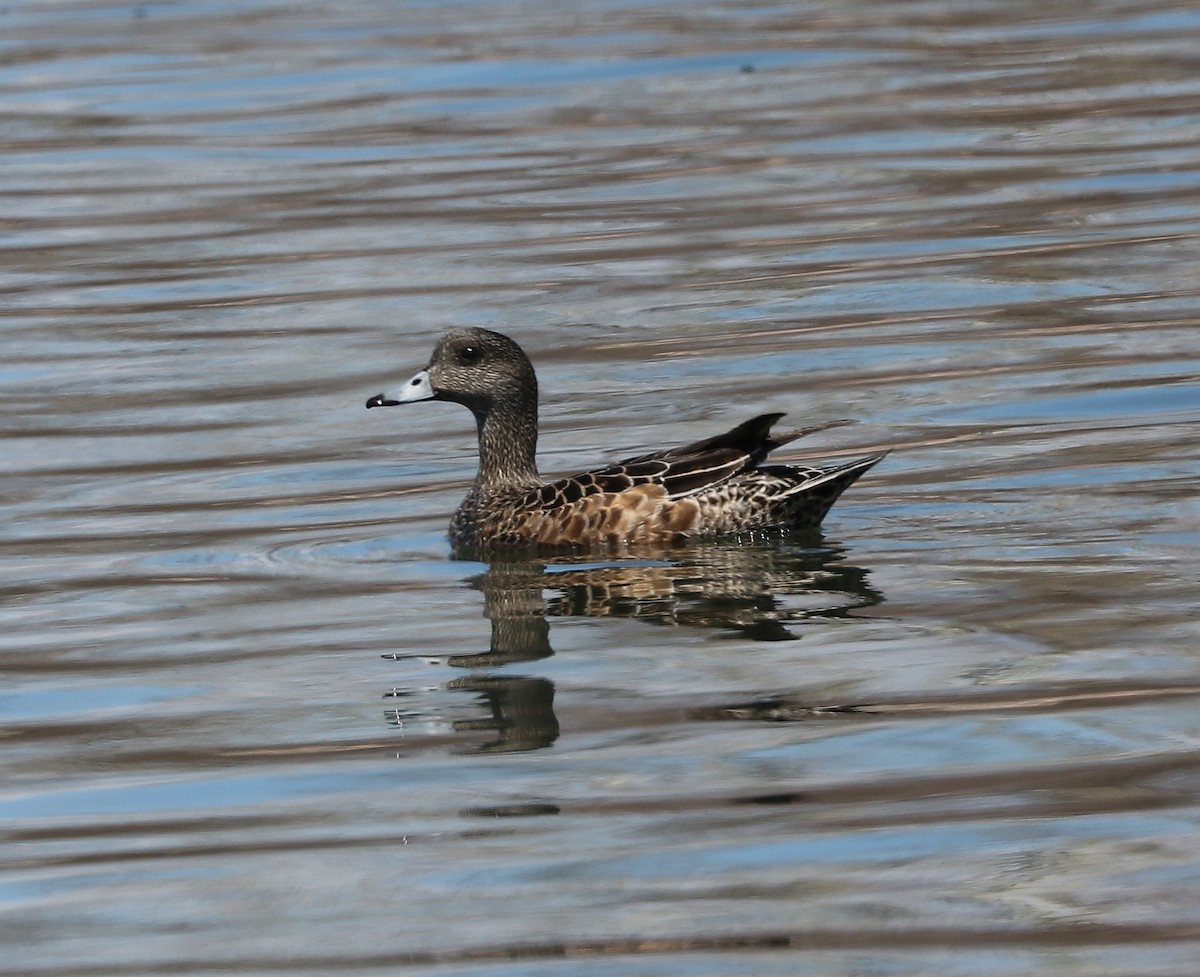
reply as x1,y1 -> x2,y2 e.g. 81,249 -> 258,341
366,327 -> 885,550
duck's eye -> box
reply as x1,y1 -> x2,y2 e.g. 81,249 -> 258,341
456,344 -> 482,365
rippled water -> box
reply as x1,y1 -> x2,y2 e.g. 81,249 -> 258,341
3,1 -> 1200,974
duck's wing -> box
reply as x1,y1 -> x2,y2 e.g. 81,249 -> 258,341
552,413 -> 778,500
499,415 -> 870,546
612,414 -> 856,496
618,412 -> 786,466
620,413 -> 851,465
530,414 -> 856,507
526,454 -> 726,511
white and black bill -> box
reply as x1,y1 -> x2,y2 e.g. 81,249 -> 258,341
366,369 -> 435,408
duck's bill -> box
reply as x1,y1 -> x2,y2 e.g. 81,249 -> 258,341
366,369 -> 434,408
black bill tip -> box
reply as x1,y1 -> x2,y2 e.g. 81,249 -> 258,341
365,393 -> 399,409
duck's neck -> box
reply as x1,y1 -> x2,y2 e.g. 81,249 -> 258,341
473,397 -> 540,495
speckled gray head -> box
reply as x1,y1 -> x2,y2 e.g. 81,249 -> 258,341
365,327 -> 538,416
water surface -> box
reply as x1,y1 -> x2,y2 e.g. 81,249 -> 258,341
2,1 -> 1200,974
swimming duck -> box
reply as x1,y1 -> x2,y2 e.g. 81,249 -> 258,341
366,328 -> 884,549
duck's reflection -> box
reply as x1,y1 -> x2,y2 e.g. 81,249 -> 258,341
538,540 -> 878,640
388,533 -> 883,753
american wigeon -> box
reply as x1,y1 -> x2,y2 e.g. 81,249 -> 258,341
367,328 -> 884,549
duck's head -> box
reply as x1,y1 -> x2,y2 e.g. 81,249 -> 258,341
366,327 -> 538,417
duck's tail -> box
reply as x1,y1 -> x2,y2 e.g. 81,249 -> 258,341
776,452 -> 888,529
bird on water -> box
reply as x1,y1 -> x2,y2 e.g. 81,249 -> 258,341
366,327 -> 885,550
